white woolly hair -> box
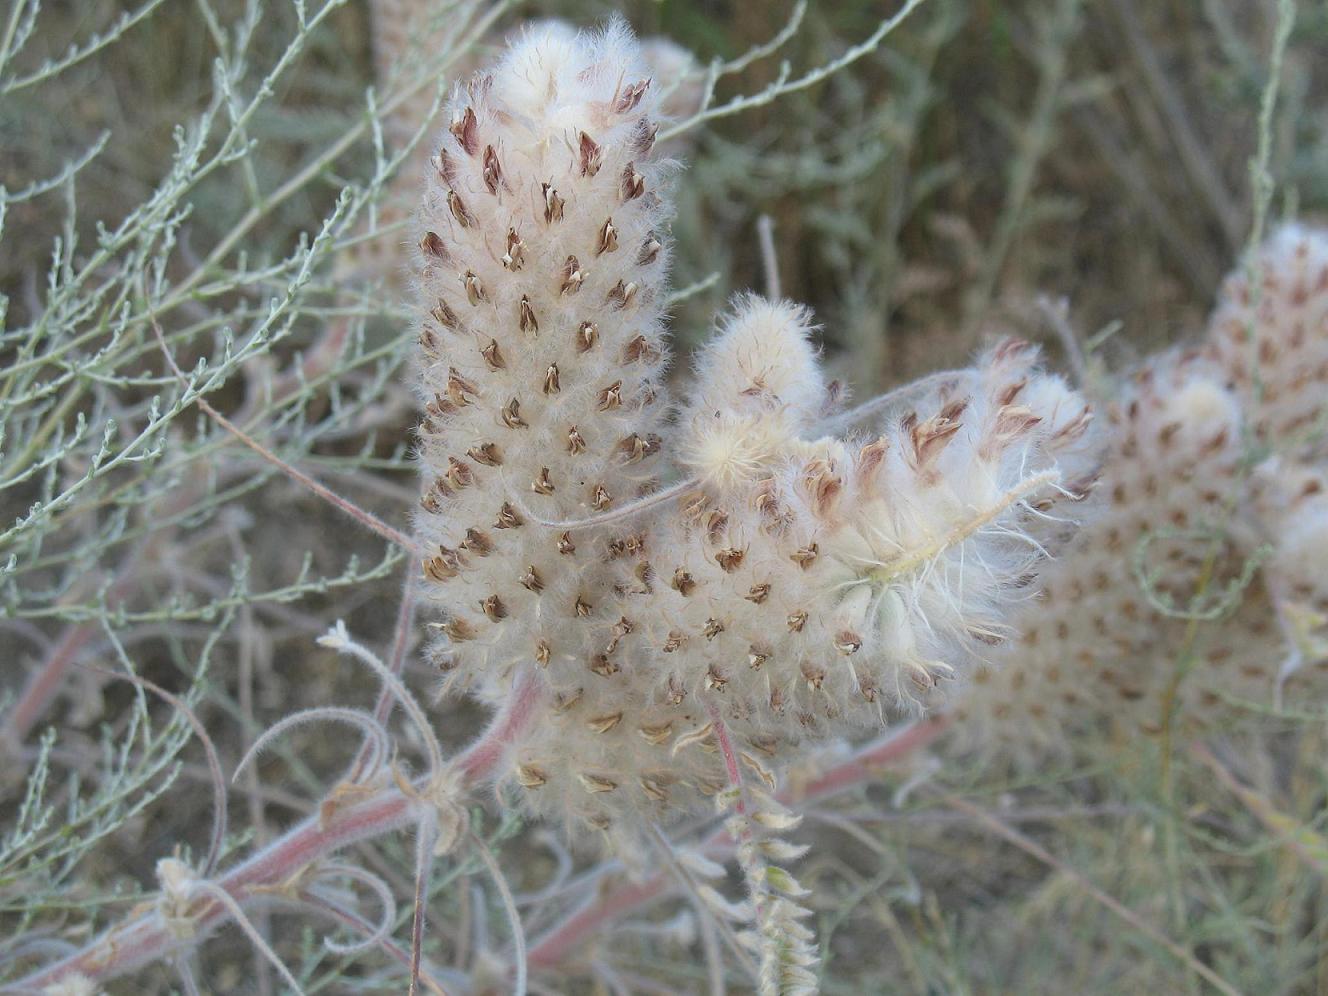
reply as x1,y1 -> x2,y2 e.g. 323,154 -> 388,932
1170,376 -> 1244,442
681,412 -> 787,492
493,17 -> 650,134
678,294 -> 825,490
1266,468 -> 1328,604
1277,501 -> 1328,588
691,294 -> 824,418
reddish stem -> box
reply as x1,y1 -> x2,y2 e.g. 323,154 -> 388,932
3,521 -> 171,747
789,715 -> 949,802
12,688 -> 927,990
9,669 -> 547,992
3,621 -> 102,748
526,717 -> 947,970
455,668 -> 545,782
10,789 -> 418,990
706,706 -> 747,815
527,876 -> 672,971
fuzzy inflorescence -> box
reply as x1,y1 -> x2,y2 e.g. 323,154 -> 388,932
411,22 -> 1101,843
413,19 -> 675,700
1205,223 -> 1328,456
643,334 -> 1097,735
953,225 -> 1328,758
345,7 -> 702,297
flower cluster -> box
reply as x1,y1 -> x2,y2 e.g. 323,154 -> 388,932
954,225 -> 1328,757
411,22 -> 1101,843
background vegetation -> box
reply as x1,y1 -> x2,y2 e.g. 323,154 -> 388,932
2,0 -> 1326,992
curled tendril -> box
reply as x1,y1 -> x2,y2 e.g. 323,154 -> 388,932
305,862 -> 398,955
155,859 -> 305,995
318,620 -> 444,776
1132,525 -> 1272,622
233,706 -> 392,786
469,830 -> 529,996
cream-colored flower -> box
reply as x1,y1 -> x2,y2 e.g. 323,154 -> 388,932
414,23 -> 1101,839
954,225 -> 1328,760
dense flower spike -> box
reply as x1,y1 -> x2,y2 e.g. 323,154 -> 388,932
1205,224 -> 1328,456
414,25 -> 1101,846
953,356 -> 1252,751
413,20 -> 675,711
640,335 -> 1097,740
349,8 -> 702,294
954,225 -> 1328,758
488,334 -> 1099,842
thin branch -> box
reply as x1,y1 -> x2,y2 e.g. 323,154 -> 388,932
757,215 -> 781,300
309,862 -> 398,955
191,879 -> 306,995
79,663 -> 228,876
9,672 -> 547,990
471,831 -> 528,996
233,707 -> 392,788
410,820 -> 441,996
150,316 -> 422,557
1110,0 -> 1242,249
660,0 -> 932,142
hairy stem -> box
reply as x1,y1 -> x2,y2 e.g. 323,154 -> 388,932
9,670 -> 546,991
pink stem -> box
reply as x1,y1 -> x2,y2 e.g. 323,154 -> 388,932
9,790 -> 418,991
789,715 -> 949,802
8,669 -> 547,992
527,876 -> 672,971
706,706 -> 748,817
195,393 -> 422,557
3,534 -> 162,747
455,668 -> 545,782
3,622 -> 101,748
12,687 -> 923,989
526,717 -> 947,970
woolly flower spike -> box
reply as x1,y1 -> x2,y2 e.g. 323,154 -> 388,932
953,355 -> 1259,752
1253,460 -> 1328,686
413,20 -> 673,709
346,11 -> 702,295
1206,223 -> 1328,455
501,684 -> 726,856
413,25 -> 1101,846
1263,465 -> 1328,605
952,226 -> 1328,761
501,335 -> 1099,843
639,336 -> 1097,743
482,342 -> 1099,842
